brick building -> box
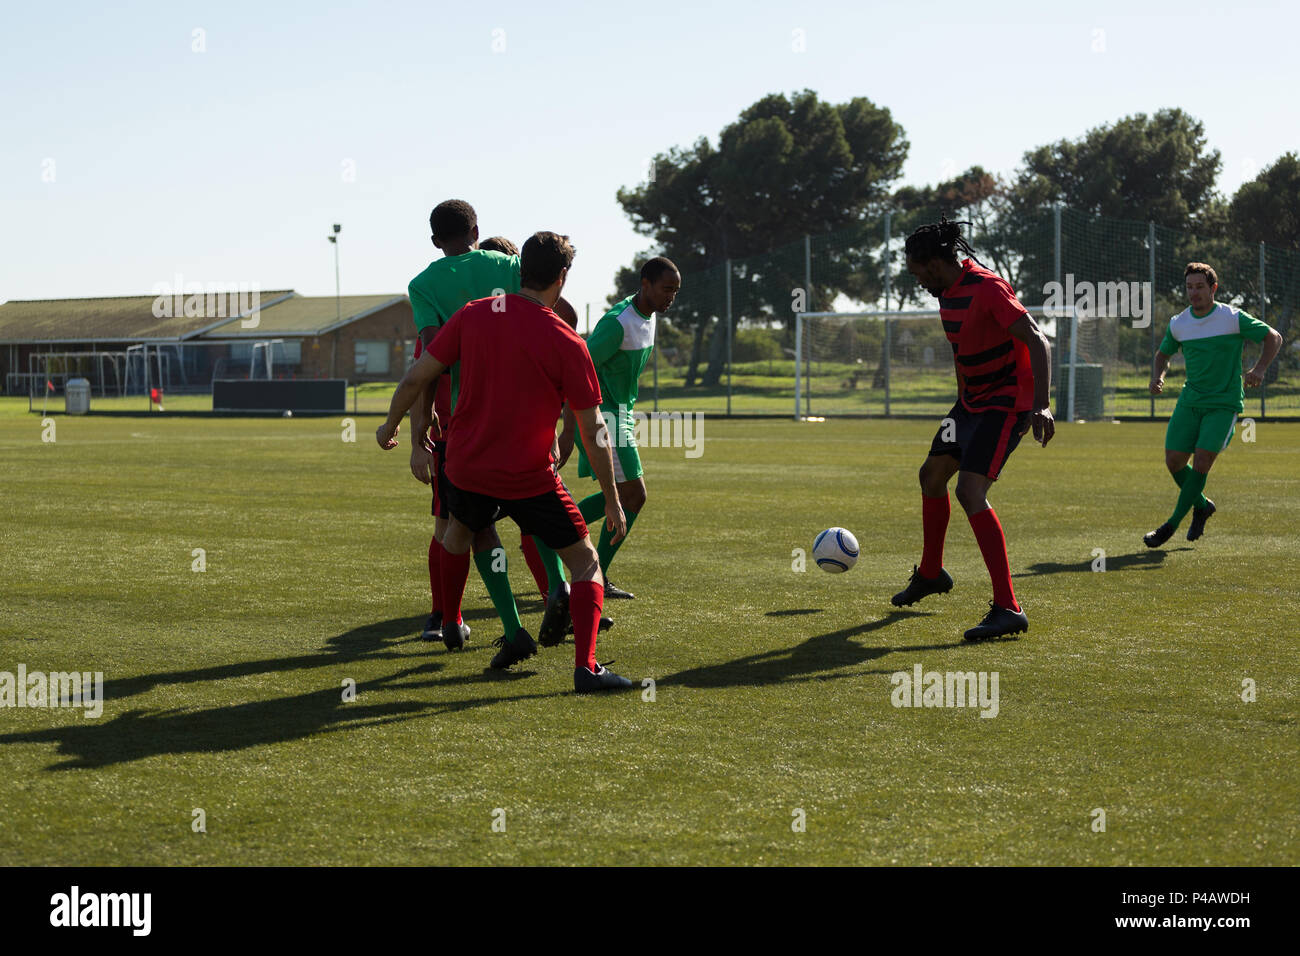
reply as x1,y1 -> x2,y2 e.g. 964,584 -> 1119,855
0,292 -> 415,395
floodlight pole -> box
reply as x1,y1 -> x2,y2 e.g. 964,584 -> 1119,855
328,224 -> 342,326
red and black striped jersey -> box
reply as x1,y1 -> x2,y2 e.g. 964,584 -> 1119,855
940,259 -> 1034,413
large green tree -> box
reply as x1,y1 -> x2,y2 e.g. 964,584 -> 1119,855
1230,152 -> 1300,250
1011,108 -> 1222,229
1230,152 -> 1300,374
614,89 -> 907,386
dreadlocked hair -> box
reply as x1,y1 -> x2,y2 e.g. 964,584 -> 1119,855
904,216 -> 982,265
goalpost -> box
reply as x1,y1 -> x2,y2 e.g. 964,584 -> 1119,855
793,305 -> 1111,421
27,340 -> 292,411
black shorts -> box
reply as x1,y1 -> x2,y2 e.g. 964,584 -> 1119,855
928,401 -> 1031,480
430,441 -> 448,519
443,471 -> 588,551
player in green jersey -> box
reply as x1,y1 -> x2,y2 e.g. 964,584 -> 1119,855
569,257 -> 680,600
408,201 -> 571,650
1144,262 -> 1282,547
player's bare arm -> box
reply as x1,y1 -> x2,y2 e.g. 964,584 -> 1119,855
574,404 -> 627,542
1149,349 -> 1172,394
408,325 -> 440,483
1245,327 -> 1283,387
377,351 -> 448,449
1007,313 -> 1055,446
556,402 -> 577,469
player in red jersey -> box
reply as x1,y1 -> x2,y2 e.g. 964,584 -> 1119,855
379,232 -> 633,693
890,218 -> 1055,641
409,204 -> 576,653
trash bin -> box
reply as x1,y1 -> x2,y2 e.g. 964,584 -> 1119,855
65,378 -> 91,415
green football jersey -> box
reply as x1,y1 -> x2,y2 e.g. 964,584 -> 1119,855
407,249 -> 520,409
584,293 -> 656,427
1158,303 -> 1271,412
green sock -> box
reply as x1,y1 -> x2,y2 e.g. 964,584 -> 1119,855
578,491 -> 605,524
1168,469 -> 1208,529
474,548 -> 522,636
1171,465 -> 1209,510
597,510 -> 638,576
531,536 -> 567,591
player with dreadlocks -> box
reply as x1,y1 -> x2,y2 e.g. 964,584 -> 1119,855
890,217 -> 1055,641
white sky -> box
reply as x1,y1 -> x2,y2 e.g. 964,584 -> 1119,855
2,0 -> 1295,332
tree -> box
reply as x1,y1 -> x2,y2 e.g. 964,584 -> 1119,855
1011,108 -> 1222,230
1230,152 -> 1300,250
614,89 -> 908,386
1230,153 -> 1300,374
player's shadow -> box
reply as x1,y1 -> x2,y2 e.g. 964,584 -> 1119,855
0,676 -> 563,771
660,610 -> 959,689
0,614 -> 573,770
1013,547 -> 1192,577
97,614 -> 434,703
764,609 -> 824,617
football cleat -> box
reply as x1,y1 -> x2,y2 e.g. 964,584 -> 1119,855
963,602 -> 1029,642
537,582 -> 572,648
603,580 -> 635,600
489,629 -> 537,670
442,619 -> 470,652
1143,522 -> 1175,548
574,663 -> 634,693
1187,499 -> 1216,542
891,566 -> 955,607
420,612 -> 443,642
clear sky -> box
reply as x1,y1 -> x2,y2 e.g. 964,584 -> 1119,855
2,0 -> 1295,331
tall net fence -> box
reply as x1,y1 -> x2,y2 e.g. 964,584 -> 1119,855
640,205 -> 1299,418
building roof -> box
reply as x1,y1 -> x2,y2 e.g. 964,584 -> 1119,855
0,291 -> 408,344
0,291 -> 294,344
202,294 -> 408,338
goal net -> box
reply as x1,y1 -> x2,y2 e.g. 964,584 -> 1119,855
793,306 -> 1115,420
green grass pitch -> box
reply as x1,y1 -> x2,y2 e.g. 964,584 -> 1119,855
0,399 -> 1295,865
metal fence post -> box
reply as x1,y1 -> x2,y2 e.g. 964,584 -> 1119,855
653,337 -> 659,414
804,235 -> 812,417
725,258 -> 732,417
794,312 -> 802,421
884,211 -> 892,417
1260,241 -> 1267,418
1149,221 -> 1156,419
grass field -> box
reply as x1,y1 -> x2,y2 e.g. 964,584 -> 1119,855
0,398 -> 1296,865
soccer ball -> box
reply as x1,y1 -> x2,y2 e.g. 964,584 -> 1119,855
813,527 -> 859,573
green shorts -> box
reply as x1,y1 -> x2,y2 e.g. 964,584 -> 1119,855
576,421 -> 643,483
1166,403 -> 1238,454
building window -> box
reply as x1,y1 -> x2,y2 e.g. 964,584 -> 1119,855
355,340 -> 390,375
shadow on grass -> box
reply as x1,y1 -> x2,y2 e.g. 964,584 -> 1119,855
97,615 -> 464,703
0,615 -> 567,769
764,609 -> 824,617
1013,547 -> 1192,578
660,610 -> 965,689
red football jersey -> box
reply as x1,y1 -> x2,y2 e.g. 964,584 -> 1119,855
940,259 -> 1034,413
430,294 -> 602,498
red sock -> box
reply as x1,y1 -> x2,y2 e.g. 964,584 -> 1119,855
920,493 -> 951,578
570,580 -> 603,671
968,506 -> 1019,612
519,533 -> 548,599
427,536 -> 443,616
440,549 -> 471,625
